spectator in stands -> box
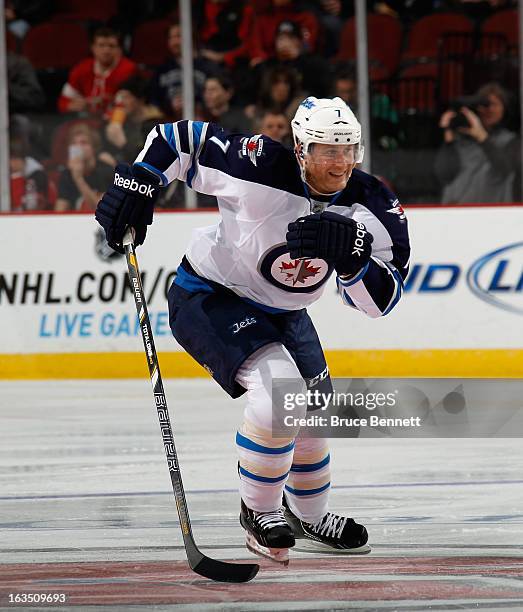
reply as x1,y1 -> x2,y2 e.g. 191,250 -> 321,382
9,135 -> 51,211
104,76 -> 164,163
149,22 -> 216,120
7,50 -> 45,112
247,65 -> 304,122
249,0 -> 319,65
5,0 -> 55,39
54,123 -> 113,211
307,0 -> 352,57
435,82 -> 519,203
195,0 -> 255,69
200,73 -> 252,133
332,67 -> 357,108
332,66 -> 401,150
58,27 -> 137,119
255,109 -> 292,147
256,20 -> 333,99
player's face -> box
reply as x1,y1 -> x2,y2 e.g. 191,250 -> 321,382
303,143 -> 358,194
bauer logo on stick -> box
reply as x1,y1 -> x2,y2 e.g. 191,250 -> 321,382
155,394 -> 167,408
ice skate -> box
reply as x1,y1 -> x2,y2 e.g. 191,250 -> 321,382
284,497 -> 371,554
240,499 -> 295,565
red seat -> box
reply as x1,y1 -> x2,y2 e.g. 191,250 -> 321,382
22,23 -> 90,70
400,58 -> 465,105
400,62 -> 438,78
395,76 -> 437,114
252,0 -> 272,13
478,31 -> 510,57
130,20 -> 171,67
336,13 -> 402,79
481,9 -> 519,49
402,13 -> 474,62
51,0 -> 118,23
6,29 -> 19,53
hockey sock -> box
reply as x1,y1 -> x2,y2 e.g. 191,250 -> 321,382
285,438 -> 331,523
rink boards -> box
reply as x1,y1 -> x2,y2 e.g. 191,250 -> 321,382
1,206 -> 522,378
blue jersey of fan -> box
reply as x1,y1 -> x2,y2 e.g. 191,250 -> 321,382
134,120 -> 410,316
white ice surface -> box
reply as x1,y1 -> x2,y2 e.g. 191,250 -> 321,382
0,379 -> 521,563
0,379 -> 522,612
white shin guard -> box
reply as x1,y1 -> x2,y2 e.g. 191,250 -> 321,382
236,343 -> 305,512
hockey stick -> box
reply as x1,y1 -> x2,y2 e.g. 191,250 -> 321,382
123,228 -> 259,583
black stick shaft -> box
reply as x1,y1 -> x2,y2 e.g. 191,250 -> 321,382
122,230 -> 259,583
124,235 -> 202,562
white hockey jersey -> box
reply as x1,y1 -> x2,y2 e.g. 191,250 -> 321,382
134,121 -> 410,317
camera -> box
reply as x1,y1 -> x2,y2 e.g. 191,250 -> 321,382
447,95 -> 490,130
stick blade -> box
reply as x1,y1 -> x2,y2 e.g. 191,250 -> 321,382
192,556 -> 259,583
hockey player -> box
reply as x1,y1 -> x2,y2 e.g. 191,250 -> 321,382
95,97 -> 410,564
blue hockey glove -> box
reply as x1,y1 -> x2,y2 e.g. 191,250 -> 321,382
286,211 -> 373,278
95,163 -> 161,253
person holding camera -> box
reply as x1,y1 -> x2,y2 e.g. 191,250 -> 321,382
434,82 -> 519,203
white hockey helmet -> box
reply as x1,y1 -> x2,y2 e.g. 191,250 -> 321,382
291,96 -> 364,163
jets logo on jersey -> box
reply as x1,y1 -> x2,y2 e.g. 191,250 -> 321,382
259,245 -> 333,293
240,135 -> 264,166
386,199 -> 406,220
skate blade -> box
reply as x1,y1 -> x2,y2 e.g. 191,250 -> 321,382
293,540 -> 371,555
245,533 -> 290,566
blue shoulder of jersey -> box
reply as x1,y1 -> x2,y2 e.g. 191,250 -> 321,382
198,124 -> 305,197
343,168 -> 407,226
